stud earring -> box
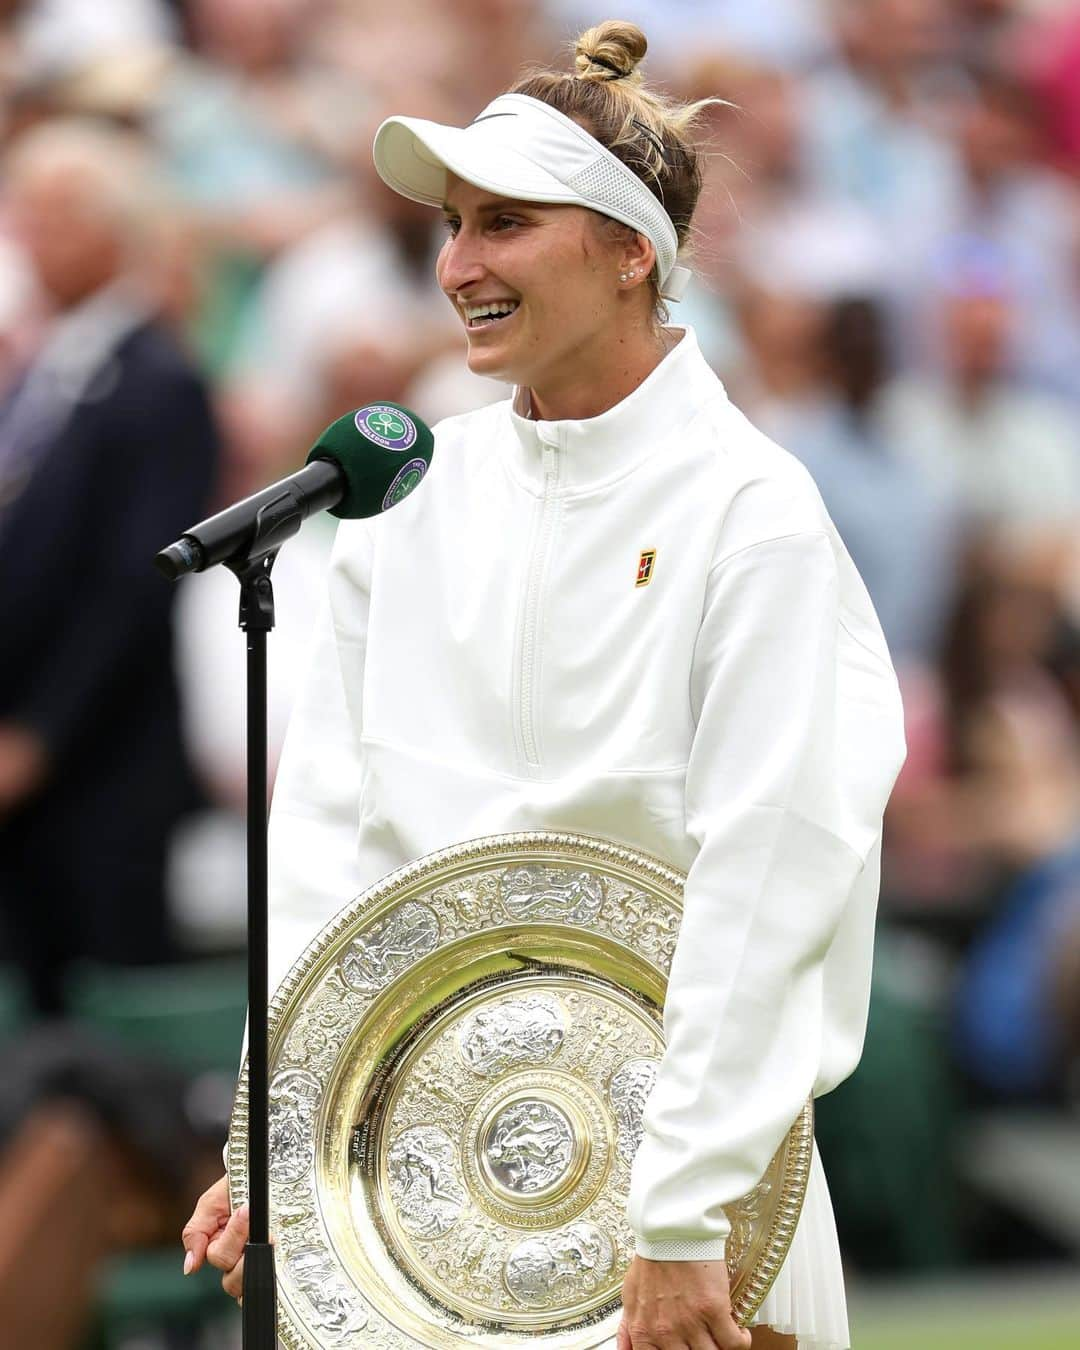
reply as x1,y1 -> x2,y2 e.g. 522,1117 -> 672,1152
619,272 -> 628,282
628,269 -> 638,278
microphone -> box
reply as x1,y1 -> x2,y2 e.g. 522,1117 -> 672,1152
154,403 -> 434,579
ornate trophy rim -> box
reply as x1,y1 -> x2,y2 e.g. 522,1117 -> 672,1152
229,830 -> 813,1347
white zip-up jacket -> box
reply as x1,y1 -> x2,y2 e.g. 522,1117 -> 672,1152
268,328 -> 907,1261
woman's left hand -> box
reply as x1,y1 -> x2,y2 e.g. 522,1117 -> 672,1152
617,1255 -> 752,1350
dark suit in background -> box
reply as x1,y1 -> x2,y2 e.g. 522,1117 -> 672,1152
0,300 -> 219,1012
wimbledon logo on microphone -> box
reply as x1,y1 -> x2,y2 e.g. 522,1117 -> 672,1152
356,405 -> 418,451
382,458 -> 428,510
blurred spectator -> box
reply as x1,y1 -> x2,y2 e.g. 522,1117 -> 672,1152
0,232 -> 38,393
730,280 -> 823,427
0,1022 -> 229,1349
227,86 -> 465,435
11,0 -> 177,84
221,0 -> 555,429
0,3 -> 29,137
940,561 -> 1080,867
155,0 -> 345,223
878,236 -> 1080,540
728,199 -> 894,409
731,209 -> 959,665
552,0 -> 835,71
887,555 -> 1080,915
1053,873 -> 1080,1102
954,834 -> 1080,1099
752,297 -> 959,667
8,0 -> 364,388
1022,2 -> 1080,172
801,0 -> 960,231
4,0 -> 178,142
13,0 -> 346,222
929,60 -> 1080,399
434,0 -> 560,108
675,56 -> 815,369
952,0 -> 1037,60
929,554 -> 1080,1101
0,119 -> 219,1011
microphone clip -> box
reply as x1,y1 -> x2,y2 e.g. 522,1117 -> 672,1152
232,552 -> 277,635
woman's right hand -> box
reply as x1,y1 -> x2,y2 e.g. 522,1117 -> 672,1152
182,1174 -> 250,1302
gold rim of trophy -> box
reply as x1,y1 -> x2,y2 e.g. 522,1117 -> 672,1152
229,831 -> 813,1348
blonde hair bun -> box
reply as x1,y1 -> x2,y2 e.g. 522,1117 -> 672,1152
574,19 -> 647,84
511,14 -> 716,306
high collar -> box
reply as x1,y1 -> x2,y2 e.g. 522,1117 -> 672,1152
504,326 -> 725,495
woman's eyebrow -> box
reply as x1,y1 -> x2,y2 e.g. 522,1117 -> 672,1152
441,197 -> 529,215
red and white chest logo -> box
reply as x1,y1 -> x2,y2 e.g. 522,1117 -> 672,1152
636,549 -> 657,588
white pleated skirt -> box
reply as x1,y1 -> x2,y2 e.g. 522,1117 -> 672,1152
749,1142 -> 850,1349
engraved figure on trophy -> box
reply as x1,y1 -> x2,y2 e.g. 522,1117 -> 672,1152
340,901 -> 441,993
503,1221 -> 615,1309
268,1068 -> 323,1185
400,1051 -> 468,1131
387,1125 -> 467,1238
578,1005 -> 627,1075
458,993 -> 566,1077
608,1058 -> 660,1166
288,1246 -> 370,1337
500,866 -> 604,924
433,1215 -> 504,1301
484,1100 -> 575,1194
604,885 -> 679,968
432,875 -> 500,931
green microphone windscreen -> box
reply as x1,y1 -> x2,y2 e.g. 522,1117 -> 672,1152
305,402 -> 434,519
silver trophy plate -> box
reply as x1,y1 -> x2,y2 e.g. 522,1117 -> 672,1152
228,832 -> 813,1347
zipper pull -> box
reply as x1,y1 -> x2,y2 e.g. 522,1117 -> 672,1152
542,442 -> 558,483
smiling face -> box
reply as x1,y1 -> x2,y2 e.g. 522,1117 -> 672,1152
436,174 -> 659,419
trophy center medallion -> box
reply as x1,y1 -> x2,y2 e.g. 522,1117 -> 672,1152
481,1098 -> 577,1200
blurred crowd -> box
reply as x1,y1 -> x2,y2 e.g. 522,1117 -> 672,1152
0,0 -> 1079,1300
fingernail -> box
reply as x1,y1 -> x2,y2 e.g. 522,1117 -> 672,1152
183,1251 -> 195,1276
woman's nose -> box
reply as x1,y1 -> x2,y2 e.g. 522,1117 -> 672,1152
438,232 -> 486,296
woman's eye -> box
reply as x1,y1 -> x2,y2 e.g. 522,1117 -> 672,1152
441,214 -> 520,236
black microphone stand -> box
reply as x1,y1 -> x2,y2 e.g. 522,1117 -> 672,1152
158,475 -> 323,1347
230,548 -> 278,1349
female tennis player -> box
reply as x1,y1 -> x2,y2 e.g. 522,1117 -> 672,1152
183,21 -> 906,1350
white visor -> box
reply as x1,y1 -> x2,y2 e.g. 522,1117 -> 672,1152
372,93 -> 691,303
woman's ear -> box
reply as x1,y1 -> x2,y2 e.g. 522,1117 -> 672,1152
617,231 -> 657,290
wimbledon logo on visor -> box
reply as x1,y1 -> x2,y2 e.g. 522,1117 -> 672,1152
356,405 -> 418,451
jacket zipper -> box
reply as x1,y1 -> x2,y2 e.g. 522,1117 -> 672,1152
519,440 -> 560,769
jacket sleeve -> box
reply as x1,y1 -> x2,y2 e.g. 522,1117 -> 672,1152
267,520 -> 375,998
627,529 -> 906,1261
